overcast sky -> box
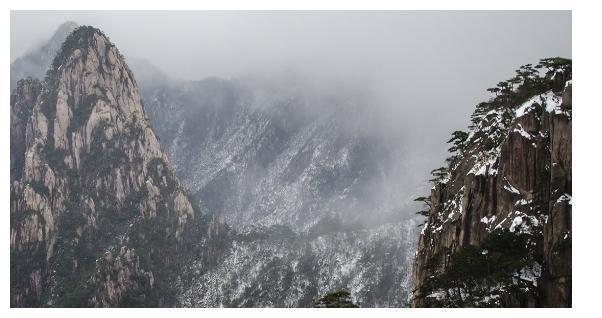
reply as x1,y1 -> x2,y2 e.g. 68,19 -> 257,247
10,11 -> 571,173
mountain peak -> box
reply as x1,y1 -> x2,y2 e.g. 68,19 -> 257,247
10,25 -> 222,307
49,25 -> 119,73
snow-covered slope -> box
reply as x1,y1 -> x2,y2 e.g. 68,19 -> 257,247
137,74 -> 423,307
178,220 -> 418,307
141,77 -> 416,231
11,22 -> 424,307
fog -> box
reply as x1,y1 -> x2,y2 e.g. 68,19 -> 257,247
11,11 -> 571,186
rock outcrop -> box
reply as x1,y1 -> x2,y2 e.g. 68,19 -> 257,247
10,26 -> 227,307
411,59 -> 572,307
11,77 -> 42,182
12,21 -> 422,308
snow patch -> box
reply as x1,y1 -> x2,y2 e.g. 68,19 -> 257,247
504,183 -> 520,195
556,193 -> 572,205
513,124 -> 532,140
509,216 -> 523,232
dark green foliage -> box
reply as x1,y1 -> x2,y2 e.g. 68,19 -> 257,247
414,196 -> 432,226
146,157 -> 179,194
11,78 -> 42,122
55,282 -> 94,307
514,64 -> 539,87
418,229 -> 541,307
466,58 -> 570,152
11,24 -> 225,307
447,131 -> 468,153
314,290 -> 359,308
429,167 -> 448,183
536,57 -> 572,73
486,87 -> 501,96
414,57 -> 572,308
445,130 -> 469,167
69,94 -> 110,134
27,180 -> 50,197
79,123 -> 128,178
43,143 -> 69,171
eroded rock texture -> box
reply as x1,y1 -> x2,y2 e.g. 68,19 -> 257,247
10,26 -> 227,307
411,62 -> 571,307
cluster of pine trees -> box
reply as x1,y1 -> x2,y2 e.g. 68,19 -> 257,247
412,57 -> 571,307
414,57 -> 571,222
418,230 -> 540,307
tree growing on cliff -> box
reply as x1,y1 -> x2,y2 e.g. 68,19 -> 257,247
536,57 -> 571,73
429,167 -> 448,183
515,64 -> 539,86
314,290 -> 359,308
417,229 -> 540,307
486,87 -> 501,96
447,131 -> 469,154
414,196 -> 432,227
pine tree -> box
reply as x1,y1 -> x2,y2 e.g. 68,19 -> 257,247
429,167 -> 448,183
447,131 -> 469,153
314,290 -> 359,308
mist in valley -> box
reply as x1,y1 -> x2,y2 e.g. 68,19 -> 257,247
11,11 -> 572,188
9,11 -> 572,307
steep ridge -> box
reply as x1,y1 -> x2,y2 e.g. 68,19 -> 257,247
177,218 -> 418,307
10,21 -> 78,91
11,77 -> 42,182
138,73 -> 422,307
12,22 -> 422,308
140,77 -> 419,232
11,23 -> 423,307
411,59 -> 572,307
10,26 -> 228,307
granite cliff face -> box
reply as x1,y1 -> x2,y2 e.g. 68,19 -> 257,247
10,26 -> 227,307
11,22 -> 423,308
11,77 -> 42,182
411,59 -> 572,307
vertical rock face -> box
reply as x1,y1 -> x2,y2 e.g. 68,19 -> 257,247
13,21 -> 422,308
10,26 -> 227,307
11,77 -> 42,181
411,60 -> 571,307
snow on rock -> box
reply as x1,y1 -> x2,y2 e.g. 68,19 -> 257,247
503,182 -> 521,195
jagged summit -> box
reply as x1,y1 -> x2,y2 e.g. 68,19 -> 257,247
48,25 -> 119,71
10,25 -> 227,307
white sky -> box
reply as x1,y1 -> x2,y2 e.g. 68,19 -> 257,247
10,10 -> 572,170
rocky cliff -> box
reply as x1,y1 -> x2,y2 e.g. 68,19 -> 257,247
11,77 -> 42,182
12,22 -> 423,308
10,26 -> 228,307
411,59 -> 572,307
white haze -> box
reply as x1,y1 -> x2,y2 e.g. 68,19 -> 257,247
10,10 -> 572,197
